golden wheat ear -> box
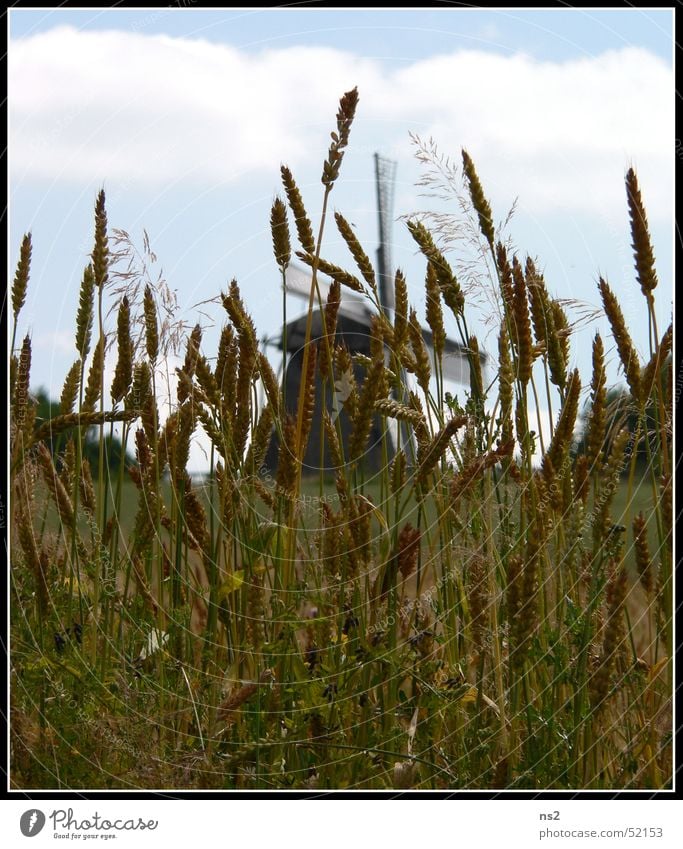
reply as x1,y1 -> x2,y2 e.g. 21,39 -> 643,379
598,276 -> 641,405
589,559 -> 627,713
632,512 -> 653,595
92,189 -> 109,289
512,256 -> 532,384
143,285 -> 159,364
13,335 -> 33,437
270,196 -> 291,270
280,166 -> 315,253
75,264 -> 95,362
407,219 -> 464,316
321,87 -> 359,187
424,263 -> 445,363
12,233 -> 32,328
82,336 -> 105,414
335,211 -> 377,297
462,149 -> 495,250
625,167 -> 658,298
497,323 -> 514,445
111,296 -> 133,405
585,333 -> 607,474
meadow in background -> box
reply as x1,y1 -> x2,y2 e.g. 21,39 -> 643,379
10,88 -> 672,790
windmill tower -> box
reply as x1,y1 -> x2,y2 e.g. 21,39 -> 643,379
263,154 -> 485,475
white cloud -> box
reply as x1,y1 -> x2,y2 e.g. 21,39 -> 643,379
9,26 -> 672,219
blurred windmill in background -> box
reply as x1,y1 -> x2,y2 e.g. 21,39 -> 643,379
263,154 -> 486,474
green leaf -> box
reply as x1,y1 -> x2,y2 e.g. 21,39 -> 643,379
218,570 -> 244,601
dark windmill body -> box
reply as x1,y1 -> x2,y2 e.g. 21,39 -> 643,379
263,155 -> 485,476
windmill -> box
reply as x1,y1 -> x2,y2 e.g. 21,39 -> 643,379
263,154 -> 486,474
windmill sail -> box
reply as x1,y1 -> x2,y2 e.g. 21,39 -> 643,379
283,262 -> 368,320
282,266 -> 480,383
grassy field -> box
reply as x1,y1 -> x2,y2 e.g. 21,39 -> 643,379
10,88 -> 672,790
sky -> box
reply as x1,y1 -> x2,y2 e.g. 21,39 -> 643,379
9,8 -> 674,470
